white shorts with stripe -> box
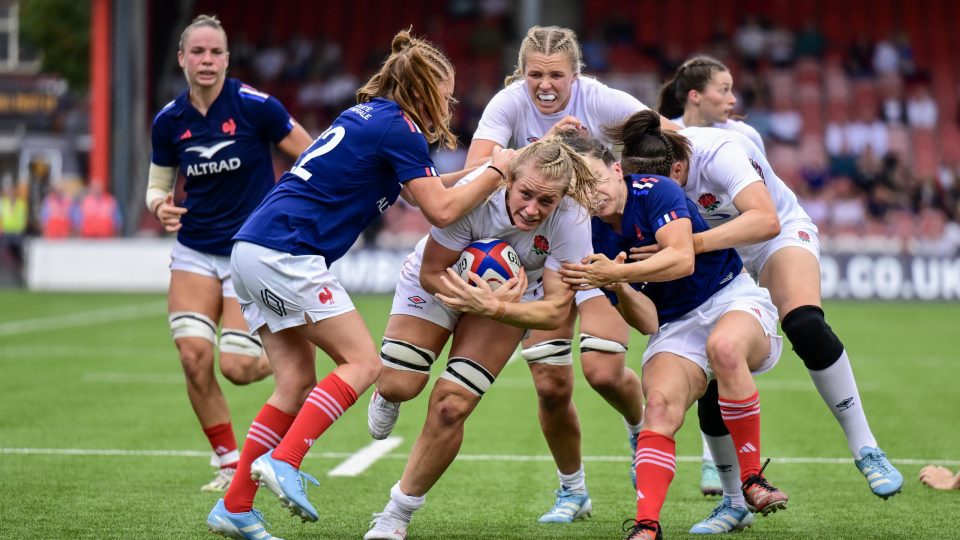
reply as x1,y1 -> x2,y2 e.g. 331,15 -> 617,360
230,241 -> 355,333
641,273 -> 783,380
737,218 -> 820,279
169,240 -> 236,298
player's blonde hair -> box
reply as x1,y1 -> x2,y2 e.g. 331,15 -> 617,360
179,14 -> 227,52
504,26 -> 583,86
507,137 -> 598,212
357,28 -> 457,150
604,110 -> 692,177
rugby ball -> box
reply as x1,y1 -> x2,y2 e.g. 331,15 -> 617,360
455,238 -> 522,291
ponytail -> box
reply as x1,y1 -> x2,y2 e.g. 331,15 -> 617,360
604,110 -> 691,177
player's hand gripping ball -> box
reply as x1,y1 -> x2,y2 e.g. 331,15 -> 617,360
455,238 -> 522,291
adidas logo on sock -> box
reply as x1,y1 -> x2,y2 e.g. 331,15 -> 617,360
738,442 -> 757,454
636,489 -> 645,500
304,438 -> 315,447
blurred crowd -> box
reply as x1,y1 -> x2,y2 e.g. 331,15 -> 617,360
156,4 -> 959,256
8,1 -> 958,259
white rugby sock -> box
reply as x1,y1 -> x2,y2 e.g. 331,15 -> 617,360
701,431 -> 715,463
558,464 -> 587,494
808,350 -> 878,459
704,434 -> 746,508
624,417 -> 644,437
386,481 -> 425,522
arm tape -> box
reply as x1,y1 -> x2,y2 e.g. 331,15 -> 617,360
146,164 -> 176,210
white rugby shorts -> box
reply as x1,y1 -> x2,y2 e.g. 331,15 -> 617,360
738,218 -> 820,279
230,241 -> 355,333
641,273 -> 783,380
169,240 -> 236,298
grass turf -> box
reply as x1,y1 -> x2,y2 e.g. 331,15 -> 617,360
0,291 -> 957,539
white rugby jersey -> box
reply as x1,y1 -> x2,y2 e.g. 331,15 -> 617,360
398,166 -> 593,294
672,116 -> 766,154
473,77 -> 648,148
680,127 -> 809,227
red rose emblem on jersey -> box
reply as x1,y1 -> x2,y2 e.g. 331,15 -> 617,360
532,235 -> 550,255
698,193 -> 720,211
797,230 -> 811,243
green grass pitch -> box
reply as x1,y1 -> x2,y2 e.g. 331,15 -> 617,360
0,290 -> 958,539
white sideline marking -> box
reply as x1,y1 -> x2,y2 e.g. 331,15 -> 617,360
2,447 -> 957,467
82,372 -> 182,384
0,301 -> 166,337
327,437 -> 404,477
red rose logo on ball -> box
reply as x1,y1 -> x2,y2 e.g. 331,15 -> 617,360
532,235 -> 550,255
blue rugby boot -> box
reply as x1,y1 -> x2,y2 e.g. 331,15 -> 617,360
207,499 -> 283,540
855,446 -> 903,499
538,488 -> 592,523
250,450 -> 320,522
689,496 -> 754,534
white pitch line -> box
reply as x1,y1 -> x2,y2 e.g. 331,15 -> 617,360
327,437 -> 404,477
2,447 -> 957,467
0,301 -> 166,337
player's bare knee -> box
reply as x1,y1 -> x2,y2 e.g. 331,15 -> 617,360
534,375 -> 573,411
218,353 -> 261,385
177,344 -> 215,380
643,391 -> 682,433
706,333 -> 743,376
432,391 -> 473,427
351,356 -> 382,389
583,359 -> 622,394
580,334 -> 627,390
377,371 -> 428,403
436,356 -> 493,423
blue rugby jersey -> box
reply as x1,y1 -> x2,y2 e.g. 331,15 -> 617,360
234,98 -> 440,264
592,174 -> 743,324
151,78 -> 294,255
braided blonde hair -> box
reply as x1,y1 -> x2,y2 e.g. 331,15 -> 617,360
506,137 -> 598,212
504,26 -> 583,86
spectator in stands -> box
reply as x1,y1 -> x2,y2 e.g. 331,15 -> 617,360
39,184 -> 75,239
769,93 -> 803,144
0,182 -> 27,265
766,23 -> 796,68
793,19 -> 825,59
910,208 -> 960,256
878,77 -> 906,125
905,85 -> 938,129
844,34 -> 875,78
872,39 -> 901,76
829,176 -> 868,236
252,31 -> 287,82
77,182 -> 121,238
921,465 -> 960,490
734,14 -> 767,68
